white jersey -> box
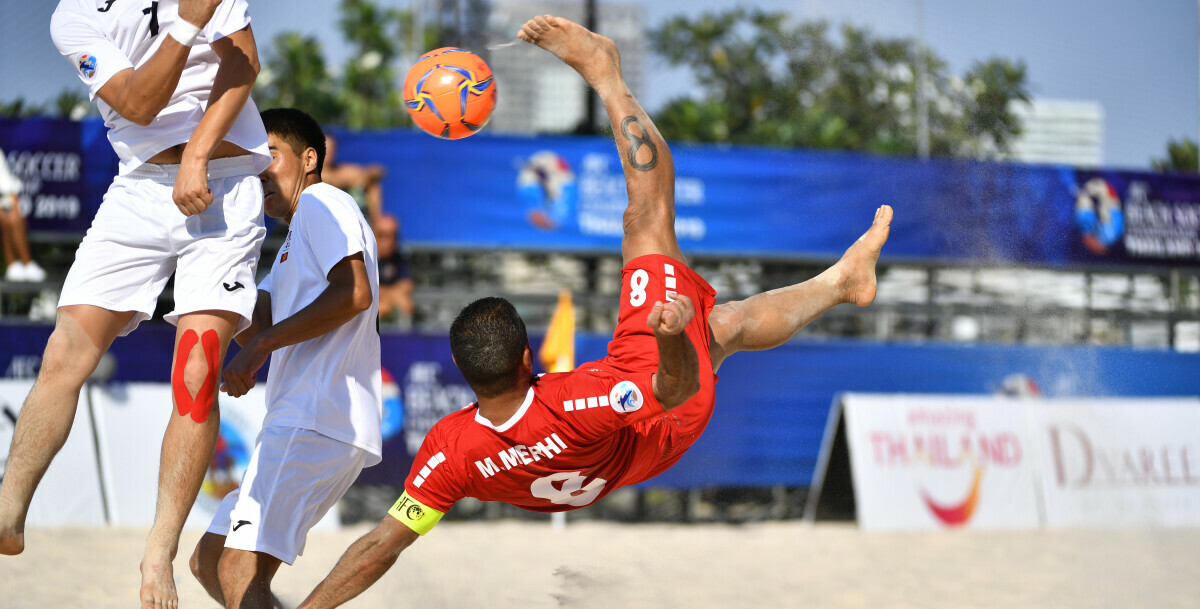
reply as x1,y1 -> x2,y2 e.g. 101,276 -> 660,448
51,0 -> 269,175
259,183 -> 382,464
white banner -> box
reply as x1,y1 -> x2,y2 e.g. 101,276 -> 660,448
841,393 -> 1042,532
0,380 -> 106,527
1031,399 -> 1200,528
90,383 -> 339,530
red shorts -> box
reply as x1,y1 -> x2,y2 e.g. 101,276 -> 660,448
591,254 -> 719,484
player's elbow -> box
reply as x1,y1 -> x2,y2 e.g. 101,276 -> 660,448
372,522 -> 416,565
657,377 -> 700,411
120,92 -> 166,125
349,283 -> 373,315
244,50 -> 261,79
120,104 -> 158,126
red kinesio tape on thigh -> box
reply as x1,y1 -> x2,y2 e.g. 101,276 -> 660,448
172,329 -> 220,422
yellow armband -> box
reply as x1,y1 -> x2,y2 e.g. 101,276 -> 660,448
388,490 -> 445,536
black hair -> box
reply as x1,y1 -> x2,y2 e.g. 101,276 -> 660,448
449,297 -> 530,398
260,107 -> 326,178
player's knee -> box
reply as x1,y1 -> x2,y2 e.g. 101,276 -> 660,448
623,203 -> 674,240
39,329 -> 99,386
188,546 -> 211,583
172,329 -> 221,422
179,347 -> 215,395
190,533 -> 222,582
216,549 -> 254,591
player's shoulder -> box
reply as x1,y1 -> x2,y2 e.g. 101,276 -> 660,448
532,367 -> 629,409
426,403 -> 482,442
51,0 -> 95,27
300,182 -> 361,217
301,181 -> 355,205
53,0 -> 91,15
296,183 -> 358,221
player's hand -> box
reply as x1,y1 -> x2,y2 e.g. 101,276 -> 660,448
221,337 -> 269,398
174,157 -> 213,216
646,294 -> 694,337
178,0 -> 224,28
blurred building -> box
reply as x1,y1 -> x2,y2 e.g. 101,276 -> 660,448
1010,98 -> 1105,167
486,1 -> 645,133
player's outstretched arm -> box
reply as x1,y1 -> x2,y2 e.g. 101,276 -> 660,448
297,517 -> 419,609
648,295 -> 700,410
221,254 -> 371,396
93,0 -> 226,125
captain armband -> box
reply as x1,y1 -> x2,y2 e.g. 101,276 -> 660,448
388,490 -> 445,536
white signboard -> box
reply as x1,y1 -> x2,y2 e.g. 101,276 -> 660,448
1031,399 -> 1200,528
90,383 -> 339,531
0,380 -> 106,527
841,393 -> 1042,532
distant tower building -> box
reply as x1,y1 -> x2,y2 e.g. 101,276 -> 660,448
1009,99 -> 1105,167
486,1 -> 645,134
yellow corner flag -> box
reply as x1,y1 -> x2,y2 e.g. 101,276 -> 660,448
538,289 -> 576,373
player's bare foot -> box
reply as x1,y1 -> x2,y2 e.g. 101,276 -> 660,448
0,527 -> 23,555
0,498 -> 26,555
517,15 -> 621,92
830,204 -> 892,306
140,556 -> 179,609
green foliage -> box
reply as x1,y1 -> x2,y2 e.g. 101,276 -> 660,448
0,98 -> 47,119
649,9 -> 1030,158
1151,137 -> 1198,174
255,32 -> 345,124
336,0 -> 410,128
52,89 -> 95,120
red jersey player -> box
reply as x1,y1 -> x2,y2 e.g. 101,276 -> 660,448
298,15 -> 893,609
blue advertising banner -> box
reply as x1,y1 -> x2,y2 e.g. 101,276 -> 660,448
2,118 -> 1196,268
6,323 -> 1196,489
335,128 -> 1200,268
0,118 -> 95,233
1069,170 -> 1200,265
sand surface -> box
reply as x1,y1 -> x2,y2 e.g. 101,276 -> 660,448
3,521 -> 1198,608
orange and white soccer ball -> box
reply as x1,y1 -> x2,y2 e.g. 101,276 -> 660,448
403,47 -> 497,139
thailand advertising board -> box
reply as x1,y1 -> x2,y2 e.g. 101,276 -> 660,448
839,394 -> 1200,530
840,393 -> 1041,531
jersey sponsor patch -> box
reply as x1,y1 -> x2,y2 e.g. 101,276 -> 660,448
609,380 -> 644,413
78,54 -> 97,78
388,490 -> 444,536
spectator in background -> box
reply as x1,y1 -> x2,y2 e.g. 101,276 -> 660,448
0,147 -> 46,283
374,213 -> 414,325
322,133 -> 385,225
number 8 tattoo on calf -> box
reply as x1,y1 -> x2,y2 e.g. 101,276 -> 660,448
620,116 -> 658,171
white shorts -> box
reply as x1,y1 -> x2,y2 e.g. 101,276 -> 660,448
206,426 -> 368,565
59,156 -> 265,336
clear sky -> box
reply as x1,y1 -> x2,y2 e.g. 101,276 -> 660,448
3,0 -> 1197,170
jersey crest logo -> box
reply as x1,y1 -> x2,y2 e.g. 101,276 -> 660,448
609,380 -> 643,413
279,230 -> 292,262
78,54 -> 98,78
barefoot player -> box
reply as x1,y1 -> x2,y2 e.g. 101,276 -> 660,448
296,15 -> 892,608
